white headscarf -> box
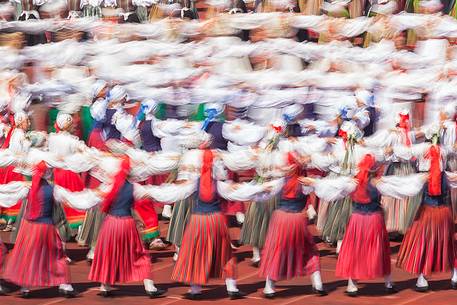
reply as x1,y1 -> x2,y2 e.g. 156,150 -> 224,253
91,80 -> 108,99
14,111 -> 28,125
109,85 -> 127,103
55,113 -> 73,131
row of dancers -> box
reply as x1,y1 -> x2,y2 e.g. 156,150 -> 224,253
0,78 -> 456,299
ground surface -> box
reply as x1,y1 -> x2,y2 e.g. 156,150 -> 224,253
0,217 -> 455,305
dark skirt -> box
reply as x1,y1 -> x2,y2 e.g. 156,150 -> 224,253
240,196 -> 277,249
322,196 -> 352,243
166,196 -> 194,247
76,206 -> 105,248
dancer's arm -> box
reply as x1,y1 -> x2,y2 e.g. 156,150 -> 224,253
299,176 -> 357,202
374,174 -> 427,199
217,178 -> 284,202
0,181 -> 31,207
53,185 -> 105,210
133,179 -> 198,203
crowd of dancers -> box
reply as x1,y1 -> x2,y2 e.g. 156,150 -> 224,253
1,0 -> 457,301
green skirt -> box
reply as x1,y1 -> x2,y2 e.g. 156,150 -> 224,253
239,196 -> 278,249
321,196 -> 352,243
166,196 -> 195,247
76,206 -> 105,248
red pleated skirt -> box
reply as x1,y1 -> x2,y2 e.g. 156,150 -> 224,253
259,210 -> 320,281
335,211 -> 391,280
397,205 -> 456,276
3,220 -> 70,287
172,212 -> 236,285
88,215 -> 152,284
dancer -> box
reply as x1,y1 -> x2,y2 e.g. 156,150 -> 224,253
260,152 -> 326,298
2,161 -> 88,298
306,153 -> 427,296
396,132 -> 457,291
169,149 -> 281,299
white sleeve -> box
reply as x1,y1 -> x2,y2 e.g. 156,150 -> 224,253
112,111 -> 141,147
62,151 -> 99,173
90,98 -> 108,121
0,181 -> 30,207
133,180 -> 198,203
294,136 -> 329,155
53,186 -> 103,210
312,176 -> 357,202
222,120 -> 266,146
363,130 -> 392,148
0,150 -> 18,167
445,171 -> 457,189
376,174 -> 427,199
220,149 -> 258,171
411,143 -> 430,159
152,119 -> 186,138
20,149 -> 65,174
353,109 -> 370,129
391,144 -> 413,161
309,153 -> 336,171
127,149 -> 180,181
217,178 -> 284,202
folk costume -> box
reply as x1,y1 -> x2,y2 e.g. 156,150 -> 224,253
259,152 -> 325,298
2,162 -> 86,298
171,149 -> 280,299
396,139 -> 457,291
311,154 -> 426,295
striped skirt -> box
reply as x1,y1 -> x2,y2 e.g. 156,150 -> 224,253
172,212 -> 236,285
336,210 -> 391,280
381,162 -> 421,233
316,200 -> 330,233
77,175 -> 105,248
240,196 -> 277,249
259,210 -> 320,281
322,196 -> 352,243
76,206 -> 105,248
0,165 -> 24,222
89,215 -> 152,284
4,220 -> 70,287
166,196 -> 194,247
397,205 -> 456,276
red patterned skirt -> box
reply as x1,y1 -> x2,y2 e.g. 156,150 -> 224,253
397,205 -> 456,276
3,220 -> 70,287
0,165 -> 24,221
134,174 -> 169,240
88,215 -> 152,284
336,210 -> 391,280
54,168 -> 86,229
172,212 -> 236,285
259,210 -> 320,281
